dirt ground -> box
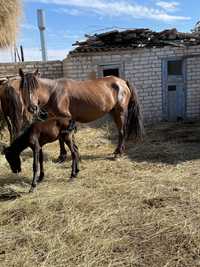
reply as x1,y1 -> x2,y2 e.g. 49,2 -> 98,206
1,120 -> 200,267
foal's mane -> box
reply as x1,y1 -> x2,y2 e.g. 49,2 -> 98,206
9,126 -> 31,152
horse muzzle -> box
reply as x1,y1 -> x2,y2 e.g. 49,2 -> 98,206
12,167 -> 21,174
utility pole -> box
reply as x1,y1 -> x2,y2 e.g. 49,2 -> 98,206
37,9 -> 47,61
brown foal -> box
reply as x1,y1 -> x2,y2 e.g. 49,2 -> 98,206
4,117 -> 79,192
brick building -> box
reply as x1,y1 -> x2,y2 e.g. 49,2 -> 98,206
63,29 -> 200,123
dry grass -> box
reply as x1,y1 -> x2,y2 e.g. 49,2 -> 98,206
0,0 -> 21,47
1,120 -> 200,266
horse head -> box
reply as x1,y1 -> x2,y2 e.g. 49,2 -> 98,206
3,146 -> 21,173
19,68 -> 40,115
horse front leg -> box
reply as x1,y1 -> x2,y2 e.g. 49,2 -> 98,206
29,145 -> 40,193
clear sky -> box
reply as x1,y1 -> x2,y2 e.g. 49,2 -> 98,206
0,0 -> 199,62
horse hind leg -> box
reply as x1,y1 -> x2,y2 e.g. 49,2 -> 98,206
64,133 -> 79,180
110,107 -> 128,157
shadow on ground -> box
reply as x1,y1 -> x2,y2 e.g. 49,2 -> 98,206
0,173 -> 30,188
126,121 -> 200,165
85,119 -> 200,165
0,173 -> 30,201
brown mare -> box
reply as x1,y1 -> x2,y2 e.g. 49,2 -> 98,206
0,76 -> 33,143
4,118 -> 79,192
18,69 -> 144,160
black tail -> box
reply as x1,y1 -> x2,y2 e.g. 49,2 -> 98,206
126,81 -> 144,141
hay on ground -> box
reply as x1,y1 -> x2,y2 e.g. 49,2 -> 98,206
1,121 -> 200,266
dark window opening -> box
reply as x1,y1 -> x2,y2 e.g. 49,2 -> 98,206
103,68 -> 119,77
168,85 -> 176,91
167,60 -> 182,76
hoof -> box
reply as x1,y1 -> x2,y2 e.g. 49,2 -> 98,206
29,186 -> 36,193
38,173 -> 44,183
68,172 -> 78,182
71,173 -> 78,178
113,152 -> 122,159
55,155 -> 67,164
68,177 -> 75,182
113,152 -> 126,160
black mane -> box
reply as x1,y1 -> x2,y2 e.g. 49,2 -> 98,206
20,72 -> 38,95
9,126 -> 32,154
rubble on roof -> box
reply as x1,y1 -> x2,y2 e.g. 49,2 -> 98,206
70,28 -> 200,54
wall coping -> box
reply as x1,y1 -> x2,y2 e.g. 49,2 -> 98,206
0,60 -> 62,66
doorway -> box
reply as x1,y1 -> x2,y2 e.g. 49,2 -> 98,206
162,59 -> 186,121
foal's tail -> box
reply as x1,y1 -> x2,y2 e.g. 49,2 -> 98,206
126,81 -> 144,141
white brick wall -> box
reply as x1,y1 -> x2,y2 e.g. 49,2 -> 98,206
0,61 -> 63,79
63,45 -> 200,123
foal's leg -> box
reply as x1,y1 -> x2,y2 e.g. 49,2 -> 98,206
57,120 -> 78,163
64,134 -> 79,180
72,133 -> 81,161
54,107 -> 72,163
56,138 -> 67,163
110,107 -> 128,156
29,144 -> 40,193
38,148 -> 44,182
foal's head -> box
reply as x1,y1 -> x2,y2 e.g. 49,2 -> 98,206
4,147 -> 21,173
19,68 -> 40,115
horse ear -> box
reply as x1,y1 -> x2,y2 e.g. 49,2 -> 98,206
19,68 -> 24,78
34,69 -> 40,77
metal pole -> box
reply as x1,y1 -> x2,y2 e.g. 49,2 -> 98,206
37,9 -> 47,61
39,29 -> 47,61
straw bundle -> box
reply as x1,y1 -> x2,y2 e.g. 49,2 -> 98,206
0,0 -> 21,47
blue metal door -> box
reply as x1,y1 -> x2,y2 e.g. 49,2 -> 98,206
162,59 -> 186,121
